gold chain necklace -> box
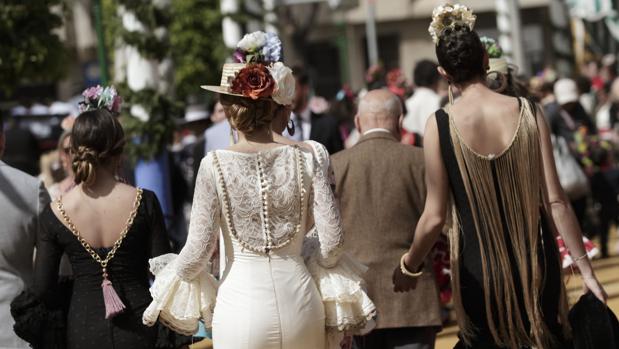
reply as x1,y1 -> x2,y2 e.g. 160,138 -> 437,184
56,187 -> 143,319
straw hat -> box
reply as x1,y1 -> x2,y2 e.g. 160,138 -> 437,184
200,31 -> 295,106
201,63 -> 248,98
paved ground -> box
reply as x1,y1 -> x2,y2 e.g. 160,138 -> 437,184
435,238 -> 619,349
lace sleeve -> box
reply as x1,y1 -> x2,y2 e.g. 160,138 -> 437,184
175,154 -> 221,280
143,154 -> 220,334
310,144 -> 344,267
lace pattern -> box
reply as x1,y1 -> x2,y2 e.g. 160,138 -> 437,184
175,154 -> 221,281
306,145 -> 344,267
213,147 -> 306,253
211,145 -> 343,262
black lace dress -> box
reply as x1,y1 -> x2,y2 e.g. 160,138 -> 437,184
12,189 -> 185,349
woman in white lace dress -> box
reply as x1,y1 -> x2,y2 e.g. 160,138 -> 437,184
142,32 -> 374,349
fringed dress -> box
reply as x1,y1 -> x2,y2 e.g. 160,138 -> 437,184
435,98 -> 571,349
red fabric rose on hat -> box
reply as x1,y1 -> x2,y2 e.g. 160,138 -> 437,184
230,64 -> 275,100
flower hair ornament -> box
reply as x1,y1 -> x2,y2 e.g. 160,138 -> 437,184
428,4 -> 477,45
79,85 -> 123,114
201,31 -> 295,106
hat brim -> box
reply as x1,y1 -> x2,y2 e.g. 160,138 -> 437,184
200,85 -> 274,102
200,85 -> 246,97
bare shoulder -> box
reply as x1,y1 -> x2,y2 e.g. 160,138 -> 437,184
488,92 -> 521,114
116,182 -> 140,198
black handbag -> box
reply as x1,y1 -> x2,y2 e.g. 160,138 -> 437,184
569,292 -> 619,349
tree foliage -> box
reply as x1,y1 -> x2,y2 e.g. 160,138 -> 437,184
0,0 -> 66,96
170,0 -> 228,102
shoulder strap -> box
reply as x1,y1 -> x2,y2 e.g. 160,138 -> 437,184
435,109 -> 451,156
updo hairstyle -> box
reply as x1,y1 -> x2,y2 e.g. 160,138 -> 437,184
220,94 -> 277,134
71,109 -> 125,187
436,25 -> 486,84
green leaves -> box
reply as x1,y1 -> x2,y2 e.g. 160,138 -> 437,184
169,0 -> 227,101
105,0 -> 229,160
0,0 -> 66,96
117,84 -> 181,162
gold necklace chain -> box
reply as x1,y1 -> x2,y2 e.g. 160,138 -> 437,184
213,146 -> 305,254
56,188 -> 143,274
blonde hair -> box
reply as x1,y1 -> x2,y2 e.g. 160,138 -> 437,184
220,94 -> 276,134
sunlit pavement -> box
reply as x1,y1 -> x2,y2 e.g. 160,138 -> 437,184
435,236 -> 619,349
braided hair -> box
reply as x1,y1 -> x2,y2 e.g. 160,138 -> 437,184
71,109 -> 125,187
220,94 -> 276,134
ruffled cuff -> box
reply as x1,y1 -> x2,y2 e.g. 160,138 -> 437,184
306,252 -> 377,332
11,289 -> 67,349
143,253 -> 218,336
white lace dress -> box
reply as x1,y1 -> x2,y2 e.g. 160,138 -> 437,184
143,144 -> 375,349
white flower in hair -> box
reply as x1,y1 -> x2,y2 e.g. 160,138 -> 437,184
268,62 -> 295,106
428,3 -> 476,45
237,31 -> 268,52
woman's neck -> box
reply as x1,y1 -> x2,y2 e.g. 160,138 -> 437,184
456,78 -> 488,99
237,127 -> 274,145
81,166 -> 117,198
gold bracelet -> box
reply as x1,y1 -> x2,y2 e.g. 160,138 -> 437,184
400,253 -> 423,278
572,252 -> 588,262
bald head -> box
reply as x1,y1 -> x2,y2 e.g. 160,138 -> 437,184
355,89 -> 403,136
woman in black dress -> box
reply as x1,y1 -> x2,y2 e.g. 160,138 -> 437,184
392,4 -> 607,349
12,89 -> 179,348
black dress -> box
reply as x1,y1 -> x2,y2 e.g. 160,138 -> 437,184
435,109 -> 570,349
15,189 -> 173,349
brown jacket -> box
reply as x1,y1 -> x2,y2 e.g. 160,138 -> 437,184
331,131 -> 442,329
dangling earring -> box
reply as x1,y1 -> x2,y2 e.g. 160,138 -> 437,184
286,119 -> 295,136
448,83 -> 454,105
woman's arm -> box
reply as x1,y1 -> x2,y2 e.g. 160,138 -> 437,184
148,192 -> 172,258
394,115 -> 449,292
310,147 -> 344,268
33,214 -> 63,297
536,105 -> 608,303
175,155 -> 221,280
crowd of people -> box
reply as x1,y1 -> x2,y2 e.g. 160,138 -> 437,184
1,3 -> 619,349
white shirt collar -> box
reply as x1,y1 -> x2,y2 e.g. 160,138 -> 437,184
363,128 -> 392,136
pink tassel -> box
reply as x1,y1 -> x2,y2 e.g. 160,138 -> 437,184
102,278 -> 126,319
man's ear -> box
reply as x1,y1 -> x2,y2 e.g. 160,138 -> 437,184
354,114 -> 362,134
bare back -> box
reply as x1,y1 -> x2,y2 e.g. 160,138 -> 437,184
447,91 -> 521,158
51,183 -> 141,248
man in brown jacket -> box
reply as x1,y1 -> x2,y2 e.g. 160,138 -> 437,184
331,90 -> 442,349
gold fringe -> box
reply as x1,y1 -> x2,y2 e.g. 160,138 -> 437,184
447,98 -> 570,348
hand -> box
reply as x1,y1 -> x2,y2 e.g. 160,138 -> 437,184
340,335 -> 353,349
583,274 -> 608,304
392,265 -> 418,292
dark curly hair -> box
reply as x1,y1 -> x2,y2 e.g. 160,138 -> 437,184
436,25 -> 486,84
